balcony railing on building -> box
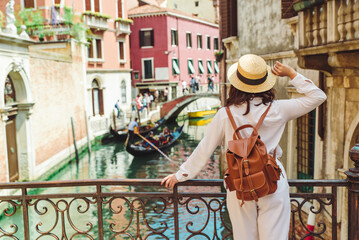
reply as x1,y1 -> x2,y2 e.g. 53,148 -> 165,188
293,0 -> 359,48
82,12 -> 110,31
115,18 -> 132,35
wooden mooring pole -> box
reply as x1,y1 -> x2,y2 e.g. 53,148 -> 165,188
345,143 -> 359,240
85,111 -> 91,153
71,117 -> 79,164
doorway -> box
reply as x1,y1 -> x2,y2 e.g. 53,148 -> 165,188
6,113 -> 19,182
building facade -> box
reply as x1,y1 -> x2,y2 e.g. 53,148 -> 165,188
129,4 -> 220,100
10,0 -> 133,136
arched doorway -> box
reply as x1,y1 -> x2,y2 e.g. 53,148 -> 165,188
4,76 -> 19,181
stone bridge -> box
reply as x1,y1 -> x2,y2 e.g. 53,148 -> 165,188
160,93 -> 220,122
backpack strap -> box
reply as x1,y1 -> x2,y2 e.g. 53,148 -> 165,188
226,107 -> 242,139
255,103 -> 272,130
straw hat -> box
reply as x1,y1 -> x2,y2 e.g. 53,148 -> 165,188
227,54 -> 276,93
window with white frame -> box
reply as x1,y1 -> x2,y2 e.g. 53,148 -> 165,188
214,37 -> 219,50
197,34 -> 202,49
87,38 -> 103,60
206,36 -> 211,50
121,80 -> 126,103
85,0 -> 101,12
118,39 -> 125,63
140,29 -> 154,47
142,58 -> 154,79
171,29 -> 178,46
188,59 -> 195,74
186,32 -> 192,48
24,0 -> 36,9
117,0 -> 124,18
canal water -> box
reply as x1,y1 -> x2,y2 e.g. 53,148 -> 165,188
0,106 -> 232,239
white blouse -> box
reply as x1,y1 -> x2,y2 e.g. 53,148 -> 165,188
175,73 -> 327,182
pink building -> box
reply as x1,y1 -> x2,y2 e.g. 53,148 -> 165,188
128,4 -> 220,100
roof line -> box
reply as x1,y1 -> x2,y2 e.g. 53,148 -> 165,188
129,12 -> 219,28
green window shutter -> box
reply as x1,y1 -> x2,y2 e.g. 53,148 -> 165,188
198,60 -> 204,74
139,31 -> 144,47
214,61 -> 219,73
188,60 -> 195,74
207,61 -> 213,74
172,59 -> 180,75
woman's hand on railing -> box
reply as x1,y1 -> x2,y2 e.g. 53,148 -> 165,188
271,61 -> 297,80
161,174 -> 178,189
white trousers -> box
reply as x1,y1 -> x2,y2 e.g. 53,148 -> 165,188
226,160 -> 291,240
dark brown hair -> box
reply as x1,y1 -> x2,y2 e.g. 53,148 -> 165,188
225,85 -> 276,115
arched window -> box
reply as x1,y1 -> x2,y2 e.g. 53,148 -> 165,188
92,79 -> 104,116
4,76 -> 16,105
121,80 -> 126,103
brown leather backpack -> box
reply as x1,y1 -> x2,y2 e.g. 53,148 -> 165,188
224,104 -> 282,206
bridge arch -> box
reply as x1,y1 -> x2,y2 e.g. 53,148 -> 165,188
160,93 -> 220,122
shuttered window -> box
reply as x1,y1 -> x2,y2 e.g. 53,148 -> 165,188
186,32 -> 192,48
94,0 -> 100,12
171,29 -> 178,46
96,39 -> 102,59
197,35 -> 202,49
85,0 -> 92,11
140,29 -> 154,47
219,0 -> 237,39
24,0 -> 35,8
281,0 -> 297,19
297,110 -> 316,193
172,59 -> 180,75
118,40 -> 125,62
118,0 -> 123,18
214,37 -> 219,50
85,0 -> 101,12
198,60 -> 204,74
188,59 -> 195,74
143,59 -> 153,79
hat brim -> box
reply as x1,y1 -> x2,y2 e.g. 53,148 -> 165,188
227,62 -> 276,93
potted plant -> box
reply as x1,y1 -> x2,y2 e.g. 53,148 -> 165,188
215,50 -> 224,62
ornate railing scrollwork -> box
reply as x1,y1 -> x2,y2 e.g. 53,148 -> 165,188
0,179 -> 348,239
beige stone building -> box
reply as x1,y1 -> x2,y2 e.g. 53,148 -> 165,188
219,0 -> 359,238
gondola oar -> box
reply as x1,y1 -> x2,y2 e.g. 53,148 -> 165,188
134,127 -> 179,166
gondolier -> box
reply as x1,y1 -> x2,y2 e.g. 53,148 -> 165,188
127,118 -> 138,145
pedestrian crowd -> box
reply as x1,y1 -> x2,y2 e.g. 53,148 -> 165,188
182,75 -> 215,95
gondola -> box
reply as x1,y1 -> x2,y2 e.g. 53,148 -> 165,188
126,126 -> 184,157
110,117 -> 165,141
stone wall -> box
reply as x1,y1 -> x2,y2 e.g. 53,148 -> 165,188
236,0 -> 294,56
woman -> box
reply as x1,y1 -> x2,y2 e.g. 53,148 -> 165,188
161,54 -> 327,240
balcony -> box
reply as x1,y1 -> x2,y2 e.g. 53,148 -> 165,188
82,12 -> 110,31
293,0 -> 359,72
115,18 -> 132,35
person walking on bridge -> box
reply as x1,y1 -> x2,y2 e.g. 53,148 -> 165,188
162,54 -> 327,240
